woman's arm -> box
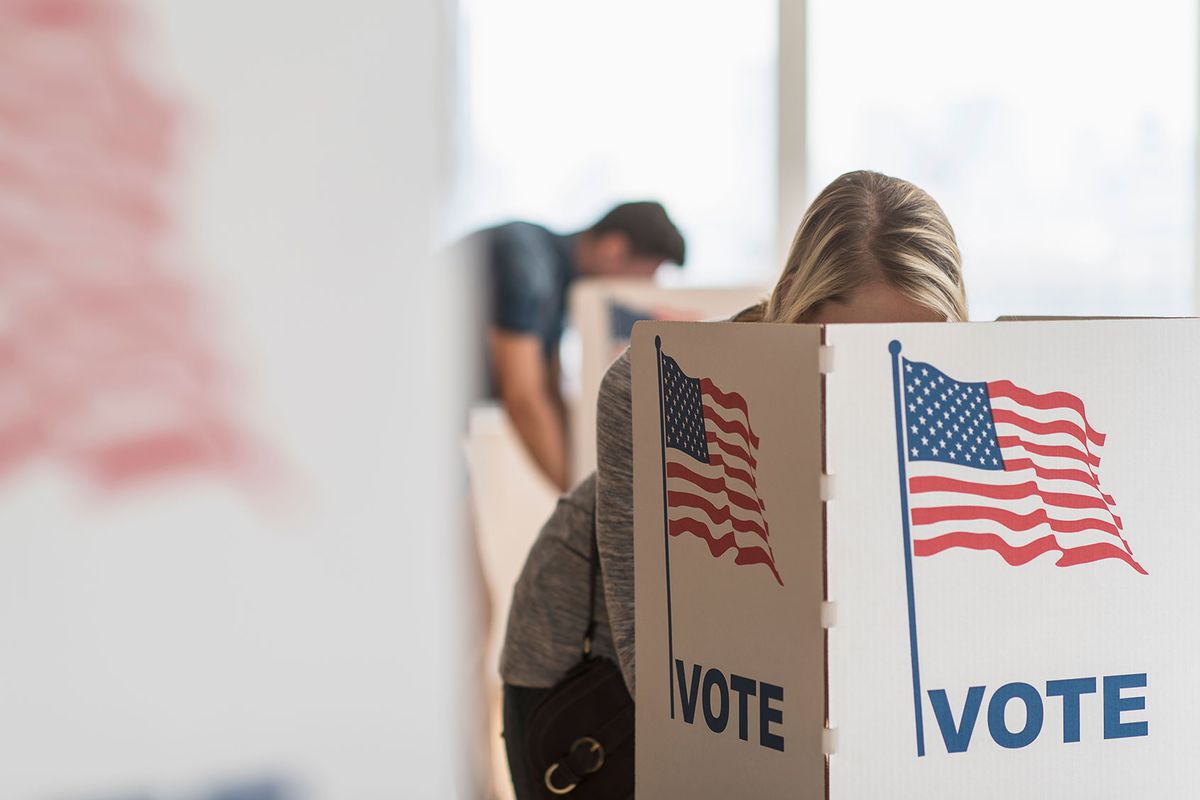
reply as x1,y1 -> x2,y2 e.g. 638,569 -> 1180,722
595,349 -> 637,693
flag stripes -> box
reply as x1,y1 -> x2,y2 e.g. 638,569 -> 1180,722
660,351 -> 781,585
902,357 -> 1145,574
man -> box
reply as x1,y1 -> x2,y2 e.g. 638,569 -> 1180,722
468,201 -> 686,491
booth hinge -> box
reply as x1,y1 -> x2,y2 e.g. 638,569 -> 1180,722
818,345 -> 835,374
822,726 -> 838,755
819,473 -> 837,502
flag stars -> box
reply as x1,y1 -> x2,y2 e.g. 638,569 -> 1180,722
903,364 -> 1004,471
911,447 -> 919,457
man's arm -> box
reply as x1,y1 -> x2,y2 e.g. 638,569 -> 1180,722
490,327 -> 569,492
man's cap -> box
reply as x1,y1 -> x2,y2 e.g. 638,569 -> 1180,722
590,201 -> 686,266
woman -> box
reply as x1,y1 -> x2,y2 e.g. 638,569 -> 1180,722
499,170 -> 969,798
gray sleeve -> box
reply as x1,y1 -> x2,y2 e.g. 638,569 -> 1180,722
595,350 -> 636,693
500,473 -> 618,688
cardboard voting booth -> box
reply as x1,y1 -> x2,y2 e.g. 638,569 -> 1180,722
632,318 -> 1198,798
567,280 -> 765,482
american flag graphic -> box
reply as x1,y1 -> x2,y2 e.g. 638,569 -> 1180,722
660,351 -> 782,585
901,357 -> 1145,574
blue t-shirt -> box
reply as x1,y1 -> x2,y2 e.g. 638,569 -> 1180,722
467,221 -> 577,396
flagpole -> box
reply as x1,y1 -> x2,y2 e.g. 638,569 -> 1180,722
889,339 -> 925,757
656,335 -> 676,719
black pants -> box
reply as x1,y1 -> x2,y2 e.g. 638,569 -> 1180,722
502,683 -> 553,800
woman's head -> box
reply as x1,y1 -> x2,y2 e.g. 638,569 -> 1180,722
759,170 -> 967,325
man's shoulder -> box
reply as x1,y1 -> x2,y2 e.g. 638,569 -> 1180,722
487,221 -> 566,279
487,220 -> 556,248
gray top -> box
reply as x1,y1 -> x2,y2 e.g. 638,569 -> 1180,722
500,350 -> 636,692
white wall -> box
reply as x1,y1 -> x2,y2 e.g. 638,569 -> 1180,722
0,2 -> 460,798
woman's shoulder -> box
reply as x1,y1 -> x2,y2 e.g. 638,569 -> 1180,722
598,348 -> 632,412
559,471 -> 597,514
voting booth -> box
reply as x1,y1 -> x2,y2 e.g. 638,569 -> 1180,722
631,318 -> 1197,797
567,280 -> 765,482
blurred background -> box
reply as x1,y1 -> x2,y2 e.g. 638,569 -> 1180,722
0,0 -> 1194,798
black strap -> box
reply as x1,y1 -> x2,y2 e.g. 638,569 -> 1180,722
582,526 -> 599,658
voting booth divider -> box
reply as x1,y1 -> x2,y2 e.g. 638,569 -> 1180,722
567,280 -> 765,482
631,318 -> 1197,798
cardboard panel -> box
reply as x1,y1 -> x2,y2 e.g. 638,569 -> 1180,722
632,320 -> 825,797
824,319 -> 1200,797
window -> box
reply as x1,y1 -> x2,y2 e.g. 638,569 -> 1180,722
808,0 -> 1197,319
450,0 -> 777,286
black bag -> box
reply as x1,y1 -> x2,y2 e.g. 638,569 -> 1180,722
523,532 -> 634,798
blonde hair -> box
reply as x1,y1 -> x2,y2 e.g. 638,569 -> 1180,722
750,171 -> 967,323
